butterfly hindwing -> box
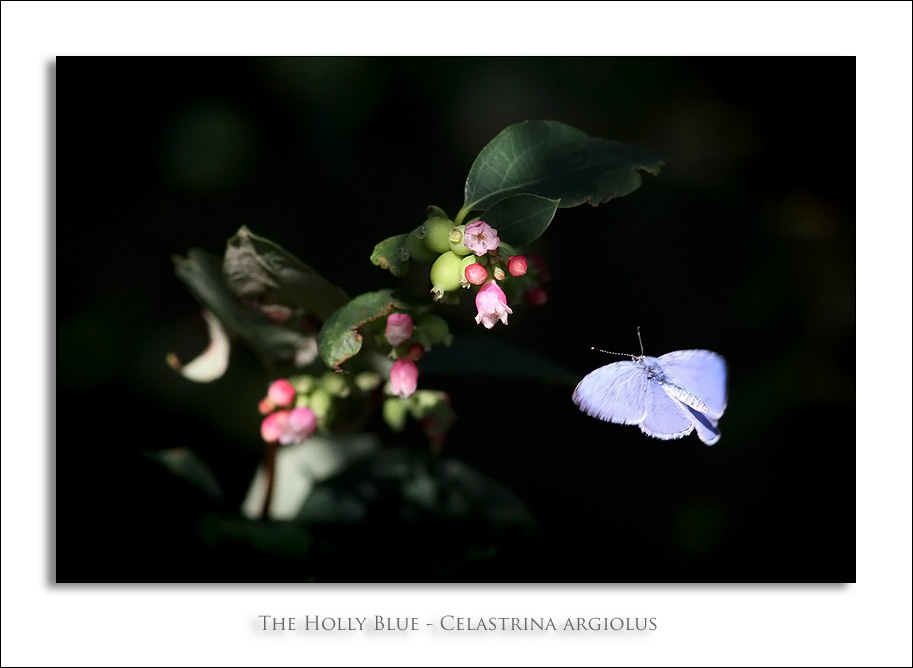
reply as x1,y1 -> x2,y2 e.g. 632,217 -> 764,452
638,378 -> 695,440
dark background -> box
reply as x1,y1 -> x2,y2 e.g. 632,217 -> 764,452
56,57 -> 854,583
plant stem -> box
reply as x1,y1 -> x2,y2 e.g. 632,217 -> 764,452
454,206 -> 471,226
260,440 -> 278,521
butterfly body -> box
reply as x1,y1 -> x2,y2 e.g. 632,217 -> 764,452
573,349 -> 728,445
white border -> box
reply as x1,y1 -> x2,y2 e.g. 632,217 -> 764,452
3,2 -> 911,666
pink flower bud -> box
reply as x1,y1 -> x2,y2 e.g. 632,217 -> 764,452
463,262 -> 489,285
261,410 -> 288,443
463,221 -> 500,256
281,407 -> 317,445
406,343 -> 425,361
262,407 -> 318,445
525,286 -> 548,306
385,313 -> 414,347
508,255 -> 528,277
390,359 -> 419,398
474,281 -> 513,329
267,379 -> 296,408
258,397 -> 274,415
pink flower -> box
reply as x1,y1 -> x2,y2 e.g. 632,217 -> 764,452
261,407 -> 317,445
463,221 -> 500,256
474,281 -> 513,329
267,378 -> 296,408
463,262 -> 488,285
390,358 -> 419,398
385,312 -> 414,347
508,255 -> 528,277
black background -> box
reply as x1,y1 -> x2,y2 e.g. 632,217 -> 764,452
56,57 -> 854,582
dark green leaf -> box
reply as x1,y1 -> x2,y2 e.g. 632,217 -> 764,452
199,514 -> 313,559
419,337 -> 578,384
370,234 -> 410,277
300,447 -> 537,531
460,120 -> 663,217
317,289 -> 418,371
147,447 -> 223,500
479,194 -> 560,247
173,248 -> 323,375
297,448 -> 539,580
223,226 -> 349,321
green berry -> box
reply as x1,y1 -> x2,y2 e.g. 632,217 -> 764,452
429,251 -> 463,298
423,217 -> 454,254
405,226 -> 438,262
448,224 -> 472,256
382,397 -> 409,432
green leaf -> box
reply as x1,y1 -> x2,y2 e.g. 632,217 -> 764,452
241,433 -> 380,520
479,194 -> 560,247
199,514 -> 313,559
173,248 -> 323,375
300,448 -> 537,530
147,447 -> 223,500
223,226 -> 349,321
317,289 -> 418,371
419,337 -> 578,384
165,309 -> 231,383
297,448 -> 539,580
370,234 -> 410,277
460,120 -> 664,218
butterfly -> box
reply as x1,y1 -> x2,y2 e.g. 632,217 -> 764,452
572,331 -> 728,445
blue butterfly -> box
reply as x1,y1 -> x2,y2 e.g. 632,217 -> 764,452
573,334 -> 728,445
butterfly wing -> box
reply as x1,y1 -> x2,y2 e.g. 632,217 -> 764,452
638,378 -> 696,440
658,350 -> 728,419
572,361 -> 649,425
677,404 -> 721,445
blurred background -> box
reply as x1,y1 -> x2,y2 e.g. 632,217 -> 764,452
57,57 -> 854,582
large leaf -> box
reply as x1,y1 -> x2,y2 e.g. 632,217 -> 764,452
147,447 -> 223,500
241,433 -> 380,520
419,337 -> 578,384
297,448 -> 538,580
223,226 -> 349,321
479,194 -> 560,247
460,120 -> 663,218
300,448 -> 537,529
370,233 -> 409,277
165,309 -> 231,383
173,248 -> 322,375
317,289 -> 418,371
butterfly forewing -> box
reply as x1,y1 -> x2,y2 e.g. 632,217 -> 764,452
572,361 -> 649,425
657,350 -> 728,418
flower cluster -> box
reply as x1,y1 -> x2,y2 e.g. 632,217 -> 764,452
382,310 -> 452,398
258,379 -> 317,445
405,212 -> 549,330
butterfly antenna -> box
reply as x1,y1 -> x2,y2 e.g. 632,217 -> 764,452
590,347 -> 635,358
590,327 -> 646,359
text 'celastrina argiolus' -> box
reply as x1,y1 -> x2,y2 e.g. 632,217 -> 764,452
572,331 -> 728,445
